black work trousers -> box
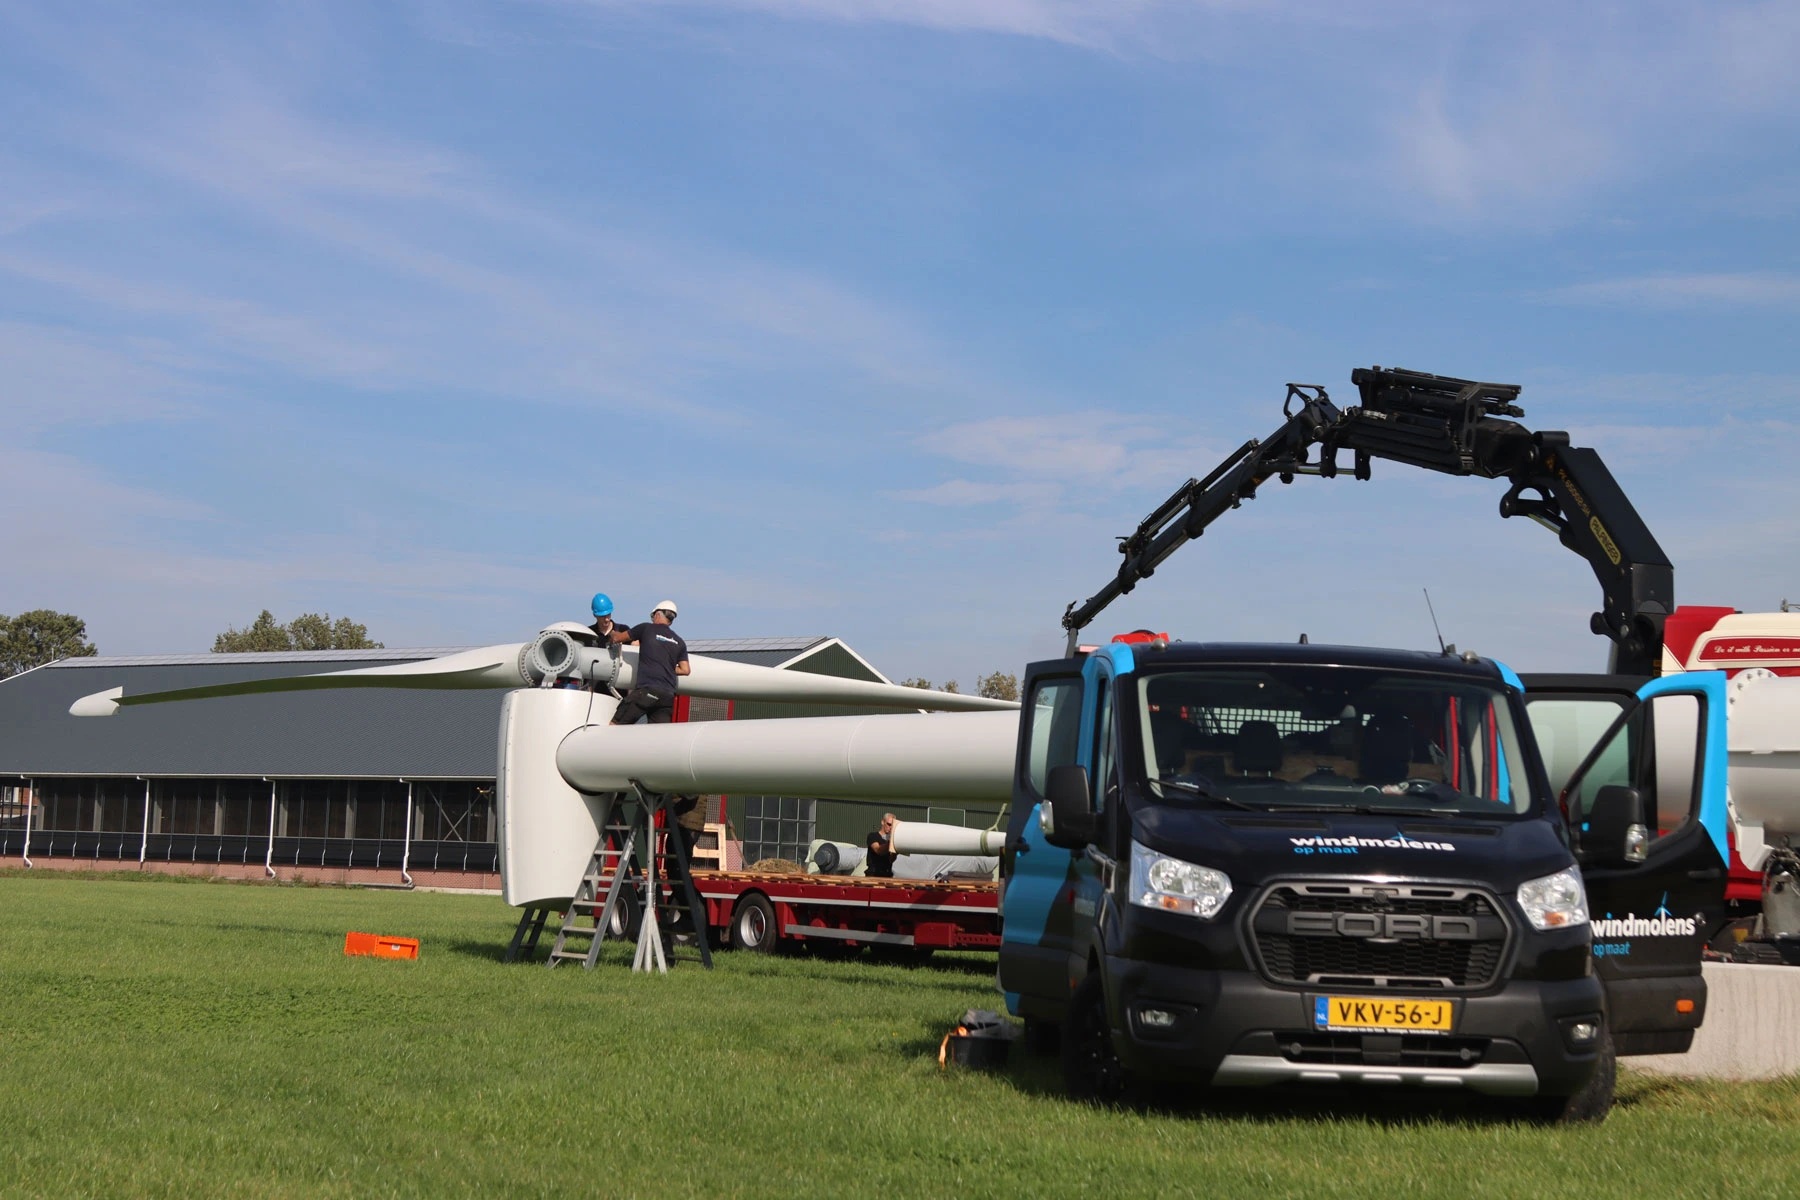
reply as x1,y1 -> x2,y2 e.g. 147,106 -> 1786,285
611,686 -> 675,725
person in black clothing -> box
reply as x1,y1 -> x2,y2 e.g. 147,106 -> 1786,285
587,591 -> 622,644
609,600 -> 689,725
865,812 -> 898,878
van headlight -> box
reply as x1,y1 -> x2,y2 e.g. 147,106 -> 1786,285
1129,840 -> 1231,919
1517,866 -> 1589,931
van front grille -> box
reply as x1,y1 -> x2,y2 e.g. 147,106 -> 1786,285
1250,882 -> 1511,990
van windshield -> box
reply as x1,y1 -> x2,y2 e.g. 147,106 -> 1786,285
1135,666 -> 1534,816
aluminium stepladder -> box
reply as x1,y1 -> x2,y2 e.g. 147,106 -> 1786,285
546,783 -> 713,973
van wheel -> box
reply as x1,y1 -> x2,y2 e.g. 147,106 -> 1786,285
731,894 -> 779,954
1525,1032 -> 1615,1124
1062,974 -> 1141,1105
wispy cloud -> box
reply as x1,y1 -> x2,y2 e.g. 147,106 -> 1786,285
900,412 -> 1220,513
891,479 -> 1058,507
3,1 -> 1797,685
582,0 -> 1169,51
0,19 -> 1005,427
921,414 -> 1157,477
586,1 -> 1800,224
1543,273 -> 1800,310
0,447 -> 842,652
0,320 -> 216,435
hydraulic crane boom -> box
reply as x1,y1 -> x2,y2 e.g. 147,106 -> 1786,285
1061,366 -> 1674,674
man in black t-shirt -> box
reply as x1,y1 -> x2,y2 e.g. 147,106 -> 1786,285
865,812 -> 898,878
609,600 -> 690,726
587,591 -> 622,645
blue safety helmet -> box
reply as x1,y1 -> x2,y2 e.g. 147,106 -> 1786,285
590,592 -> 614,619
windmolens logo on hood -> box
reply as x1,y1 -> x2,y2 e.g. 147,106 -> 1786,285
1289,832 -> 1456,854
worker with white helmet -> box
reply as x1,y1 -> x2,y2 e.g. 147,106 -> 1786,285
609,600 -> 690,726
611,601 -> 704,870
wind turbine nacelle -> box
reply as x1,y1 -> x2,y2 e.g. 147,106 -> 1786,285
521,625 -> 630,690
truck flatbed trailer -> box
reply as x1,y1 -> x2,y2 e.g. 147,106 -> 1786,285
686,868 -> 1001,955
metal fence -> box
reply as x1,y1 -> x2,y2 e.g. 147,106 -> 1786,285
0,776 -> 499,875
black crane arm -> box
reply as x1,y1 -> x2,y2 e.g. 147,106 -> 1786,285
1061,366 -> 1674,674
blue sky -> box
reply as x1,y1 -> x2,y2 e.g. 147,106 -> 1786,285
3,0 -> 1797,683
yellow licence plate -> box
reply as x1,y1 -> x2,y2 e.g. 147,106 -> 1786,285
1314,996 -> 1453,1033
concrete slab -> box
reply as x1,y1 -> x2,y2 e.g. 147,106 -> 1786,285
1629,962 -> 1800,1080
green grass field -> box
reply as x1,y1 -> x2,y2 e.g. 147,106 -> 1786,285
0,871 -> 1794,1198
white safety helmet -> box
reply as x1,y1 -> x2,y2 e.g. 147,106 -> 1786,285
653,600 -> 679,618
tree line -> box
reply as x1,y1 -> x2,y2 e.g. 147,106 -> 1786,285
0,608 -> 384,680
211,611 -> 383,653
899,671 -> 1019,701
0,610 -> 98,680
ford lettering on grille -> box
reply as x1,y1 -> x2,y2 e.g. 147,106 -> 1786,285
1287,912 -> 1481,940
1250,881 -> 1512,990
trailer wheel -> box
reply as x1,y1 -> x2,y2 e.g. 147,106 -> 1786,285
731,894 -> 779,954
604,889 -> 643,943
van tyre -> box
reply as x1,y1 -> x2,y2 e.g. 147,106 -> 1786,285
1526,1032 -> 1615,1124
1062,974 -> 1145,1106
731,894 -> 780,954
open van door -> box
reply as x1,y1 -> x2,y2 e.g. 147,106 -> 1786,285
1526,671 -> 1730,1056
999,660 -> 1088,1024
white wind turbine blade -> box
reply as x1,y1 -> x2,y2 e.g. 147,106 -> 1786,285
678,655 -> 1016,712
67,636 -> 1013,716
66,644 -> 533,716
555,709 -> 1019,799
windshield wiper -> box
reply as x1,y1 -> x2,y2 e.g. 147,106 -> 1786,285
1153,779 -> 1258,811
1274,803 -> 1462,818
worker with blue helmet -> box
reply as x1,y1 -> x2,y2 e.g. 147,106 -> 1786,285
588,592 -> 621,642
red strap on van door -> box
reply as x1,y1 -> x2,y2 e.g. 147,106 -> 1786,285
1447,698 -> 1460,790
1486,704 -> 1499,798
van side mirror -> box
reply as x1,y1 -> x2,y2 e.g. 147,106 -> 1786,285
1040,764 -> 1095,849
1586,785 -> 1649,865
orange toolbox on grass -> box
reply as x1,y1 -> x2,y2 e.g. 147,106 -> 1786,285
344,932 -> 419,960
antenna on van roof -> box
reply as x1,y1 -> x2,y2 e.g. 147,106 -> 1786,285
1423,588 -> 1455,656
